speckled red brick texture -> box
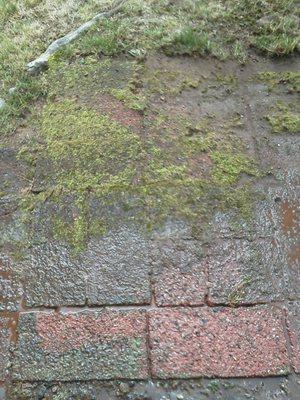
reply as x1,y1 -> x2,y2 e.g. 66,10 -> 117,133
13,310 -> 149,381
286,302 -> 300,373
149,306 -> 290,378
36,311 -> 147,352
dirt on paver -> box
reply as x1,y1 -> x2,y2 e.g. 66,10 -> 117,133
0,1 -> 300,398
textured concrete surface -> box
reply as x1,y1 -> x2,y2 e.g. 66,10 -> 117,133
21,243 -> 87,307
207,238 -> 285,305
5,375 -> 300,400
0,316 -> 11,381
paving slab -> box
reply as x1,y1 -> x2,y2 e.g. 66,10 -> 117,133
21,242 -> 87,307
273,188 -> 300,300
285,302 -> 300,373
149,306 -> 289,378
207,238 -> 286,305
13,310 -> 148,381
85,227 -> 151,305
152,238 -> 206,306
0,254 -> 22,312
0,315 -> 12,381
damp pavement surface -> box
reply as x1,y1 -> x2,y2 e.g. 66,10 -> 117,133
0,52 -> 300,399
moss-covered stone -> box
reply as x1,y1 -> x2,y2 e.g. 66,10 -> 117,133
12,53 -> 263,250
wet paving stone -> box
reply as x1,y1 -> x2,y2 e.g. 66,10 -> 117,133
273,188 -> 300,300
0,148 -> 28,196
0,315 -> 12,381
85,227 -> 151,306
207,238 -> 286,305
13,310 -> 148,381
152,238 -> 206,306
21,242 -> 87,307
208,184 -> 300,304
0,254 -> 22,312
286,302 -> 300,373
149,306 -> 289,378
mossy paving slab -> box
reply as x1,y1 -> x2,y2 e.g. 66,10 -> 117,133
0,49 -> 299,397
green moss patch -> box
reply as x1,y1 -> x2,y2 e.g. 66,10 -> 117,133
257,71 -> 300,93
266,110 -> 300,133
17,92 -> 260,249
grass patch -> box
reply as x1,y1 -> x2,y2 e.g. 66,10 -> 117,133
253,34 -> 298,56
0,0 -> 298,102
164,27 -> 212,56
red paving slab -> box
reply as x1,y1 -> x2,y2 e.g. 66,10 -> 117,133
149,306 -> 290,378
13,310 -> 149,381
285,302 -> 300,373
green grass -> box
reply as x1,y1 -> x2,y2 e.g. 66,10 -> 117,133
0,0 -> 298,113
164,27 -> 212,56
253,34 -> 298,56
0,0 -> 112,95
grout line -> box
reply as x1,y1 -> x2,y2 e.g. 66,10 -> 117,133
2,299 -> 299,315
145,311 -> 153,378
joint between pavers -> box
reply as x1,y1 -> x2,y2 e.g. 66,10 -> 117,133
5,299 -> 297,314
145,312 -> 153,378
